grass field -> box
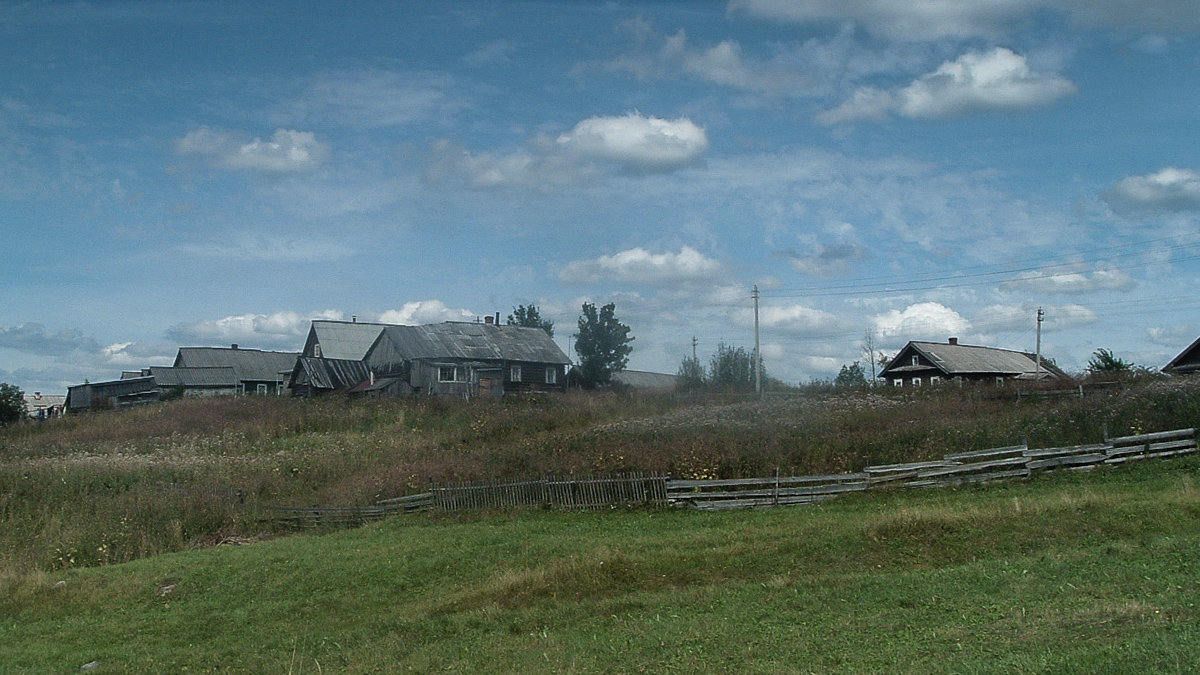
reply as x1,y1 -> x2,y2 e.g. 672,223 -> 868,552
2,456 -> 1197,672
2,379 -> 1200,671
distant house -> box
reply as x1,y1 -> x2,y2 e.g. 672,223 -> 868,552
290,318 -> 571,398
66,376 -> 160,411
171,345 -> 299,395
611,370 -> 680,393
24,392 -> 65,420
1163,336 -> 1200,375
879,337 -> 1069,388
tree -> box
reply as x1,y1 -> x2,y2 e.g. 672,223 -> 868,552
676,355 -> 705,393
708,342 -> 759,391
861,329 -> 880,385
574,302 -> 634,388
1087,348 -> 1134,375
0,382 -> 25,427
835,361 -> 868,387
507,304 -> 554,338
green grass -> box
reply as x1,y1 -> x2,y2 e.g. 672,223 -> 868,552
3,458 -> 1198,673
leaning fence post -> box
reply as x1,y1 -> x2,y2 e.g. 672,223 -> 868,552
773,466 -> 780,507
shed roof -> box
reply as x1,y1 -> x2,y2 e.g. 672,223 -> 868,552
294,357 -> 371,391
173,347 -> 297,382
371,322 -> 570,365
1163,336 -> 1200,374
882,341 -> 1068,379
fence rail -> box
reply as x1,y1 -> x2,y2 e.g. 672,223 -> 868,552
260,427 -> 1196,524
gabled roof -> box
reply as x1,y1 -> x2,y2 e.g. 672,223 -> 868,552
149,366 -> 237,388
369,322 -> 570,365
881,340 -> 1068,380
304,321 -> 389,360
1163,336 -> 1200,374
173,347 -> 298,382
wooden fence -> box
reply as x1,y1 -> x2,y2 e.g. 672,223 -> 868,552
260,427 -> 1196,525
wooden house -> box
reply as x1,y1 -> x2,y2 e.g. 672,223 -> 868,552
879,337 -> 1069,388
66,376 -> 160,411
171,345 -> 298,395
289,318 -> 571,398
1163,336 -> 1200,375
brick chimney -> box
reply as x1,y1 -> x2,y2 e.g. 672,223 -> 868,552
948,337 -> 958,345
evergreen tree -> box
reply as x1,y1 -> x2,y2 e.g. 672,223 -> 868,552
507,304 -> 554,338
574,302 -> 633,388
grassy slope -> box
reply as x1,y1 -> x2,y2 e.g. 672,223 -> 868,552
3,457 -> 1198,673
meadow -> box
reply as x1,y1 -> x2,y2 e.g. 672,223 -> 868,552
1,379 -> 1199,671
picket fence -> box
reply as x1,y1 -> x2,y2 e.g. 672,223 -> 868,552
260,427 -> 1196,525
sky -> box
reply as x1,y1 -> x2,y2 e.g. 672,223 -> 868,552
4,1 -> 1200,394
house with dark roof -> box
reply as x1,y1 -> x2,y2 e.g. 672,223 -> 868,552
172,345 -> 299,395
290,318 -> 571,398
879,337 -> 1069,388
1163,336 -> 1200,375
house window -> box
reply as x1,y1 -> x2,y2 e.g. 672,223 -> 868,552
911,377 -> 922,387
911,355 -> 919,366
545,367 -> 558,385
510,366 -> 522,382
892,379 -> 903,387
256,383 -> 268,395
439,366 -> 460,382
995,376 -> 1005,385
313,344 -> 322,358
930,376 -> 940,385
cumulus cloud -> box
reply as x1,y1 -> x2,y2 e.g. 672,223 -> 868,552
166,310 -> 343,348
1102,167 -> 1200,216
0,323 -> 100,356
756,304 -> 842,334
1000,268 -> 1135,294
871,302 -> 970,340
974,304 -> 1098,332
559,246 -> 723,285
730,0 -> 1200,41
821,48 -> 1075,123
557,114 -> 708,172
377,300 -> 475,325
177,127 -> 328,172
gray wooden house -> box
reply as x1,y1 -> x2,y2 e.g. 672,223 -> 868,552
1163,336 -> 1200,375
289,319 -> 571,398
879,337 -> 1069,388
66,376 -> 160,411
172,346 -> 298,395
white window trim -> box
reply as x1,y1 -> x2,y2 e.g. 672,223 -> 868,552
511,365 -> 522,382
545,367 -> 558,384
911,377 -> 922,387
438,366 -> 460,383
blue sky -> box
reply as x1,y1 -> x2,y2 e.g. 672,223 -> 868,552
4,1 -> 1200,394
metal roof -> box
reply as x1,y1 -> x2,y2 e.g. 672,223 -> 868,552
1163,335 -> 1200,374
885,341 -> 1067,379
611,370 -> 680,391
173,347 -> 297,382
295,357 -> 371,391
306,321 -> 389,360
149,366 -> 237,387
370,322 -> 570,365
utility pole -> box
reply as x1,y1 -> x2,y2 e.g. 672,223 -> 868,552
1035,307 -> 1044,379
692,335 -> 698,361
753,284 -> 761,396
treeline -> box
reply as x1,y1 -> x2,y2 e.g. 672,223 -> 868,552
676,342 -> 791,393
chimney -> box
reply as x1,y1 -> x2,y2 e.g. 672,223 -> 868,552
352,315 -> 357,323
485,315 -> 494,325
495,312 -> 501,325
948,337 -> 958,345
231,343 -> 238,350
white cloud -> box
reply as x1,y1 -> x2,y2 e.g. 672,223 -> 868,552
0,323 -> 99,356
559,246 -> 723,285
557,114 -> 708,172
871,302 -> 970,340
730,0 -> 1200,41
177,128 -> 328,172
285,70 -> 458,128
166,310 -> 342,348
1103,167 -> 1200,216
377,300 -> 475,325
822,48 -> 1075,123
756,304 -> 842,334
1000,268 -> 1135,294
174,234 -> 353,262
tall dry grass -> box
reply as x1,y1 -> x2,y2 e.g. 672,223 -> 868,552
3,377 -> 1200,573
